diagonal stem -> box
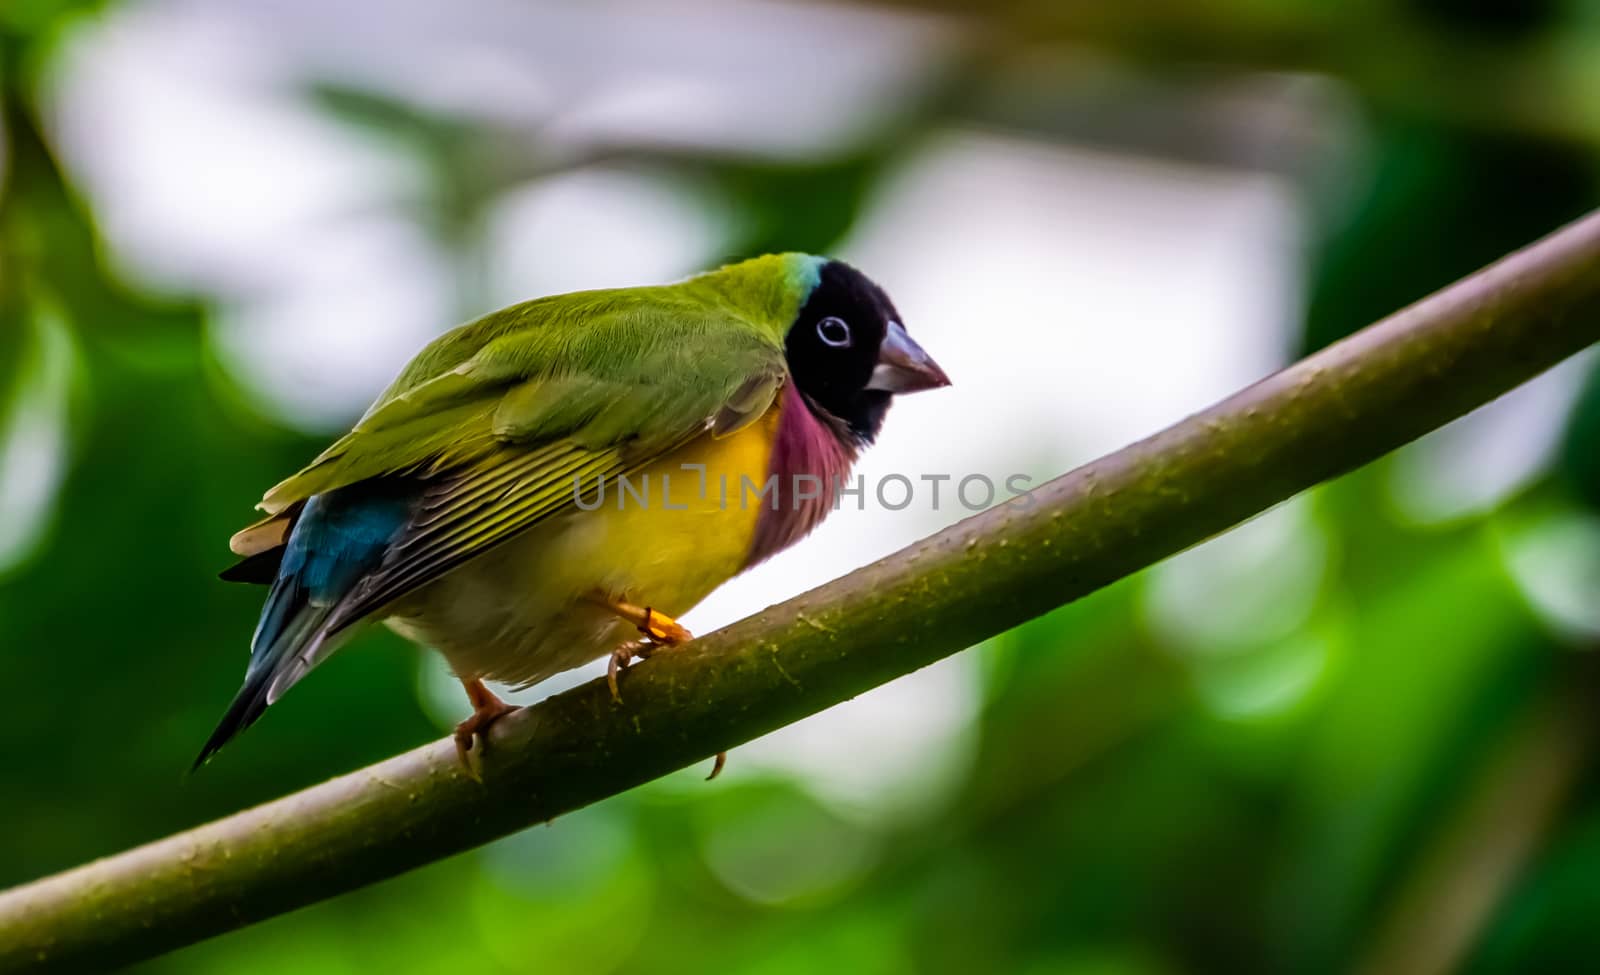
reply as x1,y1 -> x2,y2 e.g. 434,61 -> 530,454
2,209 -> 1600,973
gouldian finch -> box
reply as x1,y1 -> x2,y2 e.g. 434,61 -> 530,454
200,254 -> 949,771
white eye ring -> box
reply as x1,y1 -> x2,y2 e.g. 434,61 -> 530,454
817,316 -> 852,348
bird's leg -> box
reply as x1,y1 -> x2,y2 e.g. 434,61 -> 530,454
608,600 -> 693,645
453,677 -> 518,775
601,600 -> 692,702
599,599 -> 724,779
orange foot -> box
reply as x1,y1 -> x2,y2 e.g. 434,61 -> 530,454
605,600 -> 693,645
453,677 -> 518,778
602,601 -> 692,702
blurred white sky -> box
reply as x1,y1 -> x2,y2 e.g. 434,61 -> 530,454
26,0 -> 1595,820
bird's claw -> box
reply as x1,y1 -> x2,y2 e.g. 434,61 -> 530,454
607,640 -> 655,703
604,604 -> 718,775
454,679 -> 518,780
604,640 -> 728,781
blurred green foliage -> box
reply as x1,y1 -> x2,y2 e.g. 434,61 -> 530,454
5,3 -> 1600,974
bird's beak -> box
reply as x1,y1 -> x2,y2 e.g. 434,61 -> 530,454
866,321 -> 951,394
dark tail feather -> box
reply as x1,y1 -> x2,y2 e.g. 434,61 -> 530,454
219,547 -> 286,585
191,670 -> 276,771
198,486 -> 413,770
191,578 -> 332,771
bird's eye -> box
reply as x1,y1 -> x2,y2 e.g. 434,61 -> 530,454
816,316 -> 852,348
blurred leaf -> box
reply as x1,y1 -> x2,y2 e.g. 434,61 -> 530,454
1467,809 -> 1600,974
1302,118 -> 1597,354
0,0 -> 110,38
1273,484 -> 1552,972
1558,359 -> 1600,510
704,152 -> 898,259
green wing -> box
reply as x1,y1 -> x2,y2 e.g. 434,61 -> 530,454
236,285 -> 787,629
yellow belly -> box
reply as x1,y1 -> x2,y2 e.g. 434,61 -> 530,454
390,408 -> 779,686
587,408 -> 778,610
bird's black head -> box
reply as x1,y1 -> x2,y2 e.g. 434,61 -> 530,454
784,260 -> 950,444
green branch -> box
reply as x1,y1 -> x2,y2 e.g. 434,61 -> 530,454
3,211 -> 1600,973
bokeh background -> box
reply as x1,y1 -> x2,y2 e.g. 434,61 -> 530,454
4,1 -> 1600,973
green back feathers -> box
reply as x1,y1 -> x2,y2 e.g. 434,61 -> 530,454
373,251 -> 821,413
234,254 -> 824,626
258,253 -> 823,516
